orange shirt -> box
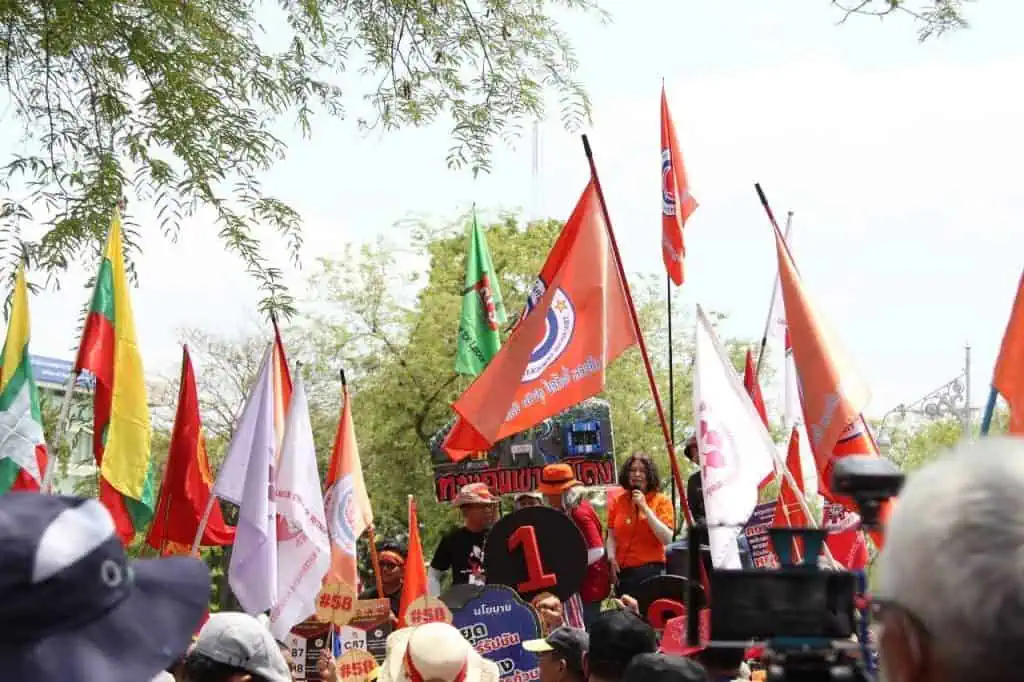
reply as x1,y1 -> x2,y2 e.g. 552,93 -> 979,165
607,490 -> 674,569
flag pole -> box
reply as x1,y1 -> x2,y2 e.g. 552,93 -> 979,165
980,386 -> 998,435
581,134 -> 691,524
754,211 -> 793,378
41,369 -> 79,492
366,526 -> 386,601
666,274 -> 679,536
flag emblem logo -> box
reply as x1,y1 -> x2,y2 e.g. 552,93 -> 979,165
662,149 -> 676,217
522,289 -> 575,382
327,475 -> 359,554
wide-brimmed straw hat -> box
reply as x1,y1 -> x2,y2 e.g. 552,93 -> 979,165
536,464 -> 581,495
0,494 -> 211,682
380,622 -> 500,682
451,483 -> 499,507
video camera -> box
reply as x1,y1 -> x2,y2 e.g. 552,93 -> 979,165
685,455 -> 905,682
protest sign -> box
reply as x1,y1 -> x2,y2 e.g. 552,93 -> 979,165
404,594 -> 454,626
429,399 -> 617,502
442,584 -> 542,682
336,649 -> 378,682
743,501 -> 779,568
484,506 -> 586,601
287,618 -> 332,681
334,600 -> 393,664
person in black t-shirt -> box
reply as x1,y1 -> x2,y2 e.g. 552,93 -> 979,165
428,483 -> 499,594
359,540 -> 406,620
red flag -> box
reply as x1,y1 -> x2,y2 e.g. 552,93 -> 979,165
661,86 -> 698,285
993,270 -> 1024,433
398,496 -> 428,627
743,349 -> 774,491
773,428 -> 808,529
324,384 -> 373,590
146,346 -> 234,554
742,349 -> 769,428
773,223 -> 890,548
443,182 -> 638,459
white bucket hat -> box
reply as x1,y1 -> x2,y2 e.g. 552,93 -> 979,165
380,622 -> 499,682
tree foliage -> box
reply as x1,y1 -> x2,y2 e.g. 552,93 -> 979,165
144,213 -> 763,556
0,0 -> 602,315
833,0 -> 972,40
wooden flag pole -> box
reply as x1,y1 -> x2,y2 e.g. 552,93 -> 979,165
366,526 -> 386,599
581,134 -> 691,524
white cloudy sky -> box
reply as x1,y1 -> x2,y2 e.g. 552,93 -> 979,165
8,1 -> 1024,421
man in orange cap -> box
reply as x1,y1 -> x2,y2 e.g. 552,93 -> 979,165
538,464 -> 611,627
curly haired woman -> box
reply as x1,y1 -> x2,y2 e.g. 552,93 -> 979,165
606,453 -> 674,598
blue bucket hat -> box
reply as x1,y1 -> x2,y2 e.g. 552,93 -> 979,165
0,494 -> 211,682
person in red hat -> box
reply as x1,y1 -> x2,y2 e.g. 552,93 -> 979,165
538,463 -> 611,627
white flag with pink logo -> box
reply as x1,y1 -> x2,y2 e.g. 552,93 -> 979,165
270,375 -> 331,639
693,306 -> 777,569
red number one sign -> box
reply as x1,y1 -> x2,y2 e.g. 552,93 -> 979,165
508,525 -> 557,593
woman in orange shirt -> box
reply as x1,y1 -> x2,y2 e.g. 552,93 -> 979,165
606,452 -> 675,598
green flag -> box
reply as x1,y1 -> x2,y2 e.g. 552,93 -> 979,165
455,214 -> 507,376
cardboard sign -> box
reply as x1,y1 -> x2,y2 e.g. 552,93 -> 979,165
442,584 -> 542,682
287,618 -> 332,681
484,506 -> 586,602
336,649 -> 378,682
429,398 -> 617,502
335,603 -> 393,664
402,594 -> 453,627
743,501 -> 780,568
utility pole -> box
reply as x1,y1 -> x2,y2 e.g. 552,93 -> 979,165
963,343 -> 972,438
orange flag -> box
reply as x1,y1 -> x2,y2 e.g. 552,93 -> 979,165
146,346 -> 234,554
773,223 -> 890,546
661,85 -> 698,286
993,270 -> 1024,433
324,382 -> 374,590
398,496 -> 428,627
443,182 -> 638,459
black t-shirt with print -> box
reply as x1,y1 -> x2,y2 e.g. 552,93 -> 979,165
430,527 -> 488,586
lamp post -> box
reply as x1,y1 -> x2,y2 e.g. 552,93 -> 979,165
875,346 -> 972,455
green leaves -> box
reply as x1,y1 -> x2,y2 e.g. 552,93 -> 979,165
0,0 -> 598,316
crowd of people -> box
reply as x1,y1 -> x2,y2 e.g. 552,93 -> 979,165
3,437 -> 1020,682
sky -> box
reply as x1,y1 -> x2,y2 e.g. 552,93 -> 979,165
7,0 -> 1024,424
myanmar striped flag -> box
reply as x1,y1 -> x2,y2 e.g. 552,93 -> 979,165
76,209 -> 156,543
0,266 -> 48,492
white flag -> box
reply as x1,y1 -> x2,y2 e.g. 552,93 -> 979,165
783,336 -> 819,499
224,344 -> 278,614
270,375 -> 331,640
693,306 -> 777,569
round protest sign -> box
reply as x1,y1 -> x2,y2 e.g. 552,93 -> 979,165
402,594 -> 454,627
441,584 -> 542,682
336,648 -> 379,682
316,581 -> 359,626
484,506 -> 586,601
633,574 -> 700,631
